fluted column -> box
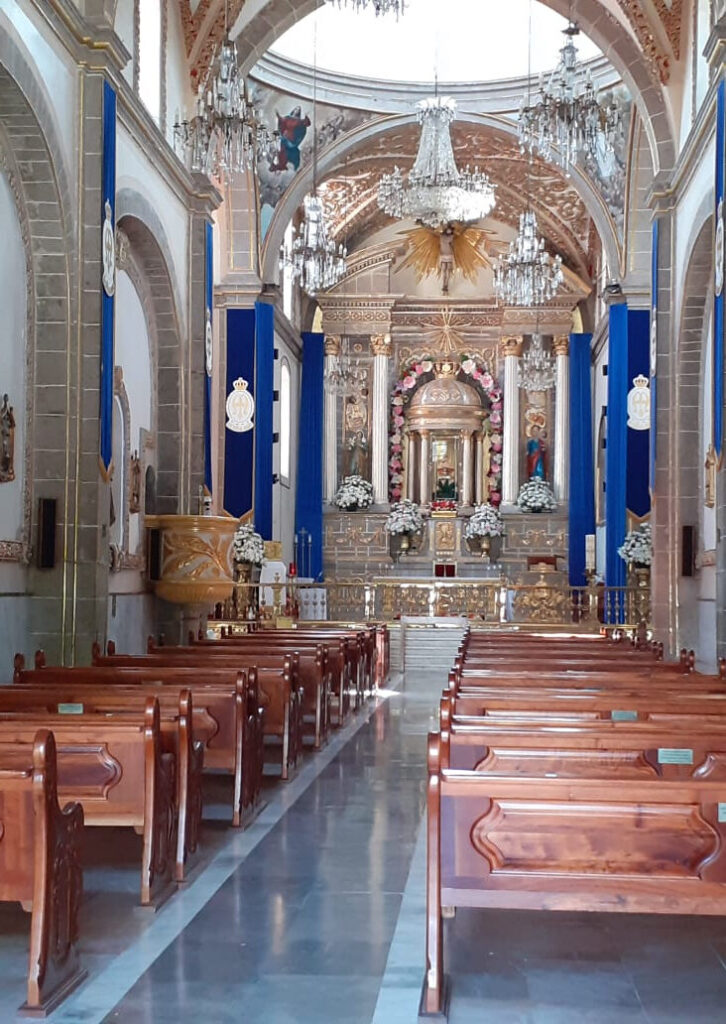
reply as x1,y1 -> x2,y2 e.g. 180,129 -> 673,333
371,334 -> 391,505
501,336 -> 523,506
324,335 -> 340,502
553,334 -> 570,502
420,429 -> 431,505
475,432 -> 484,504
461,431 -> 474,506
406,430 -> 416,501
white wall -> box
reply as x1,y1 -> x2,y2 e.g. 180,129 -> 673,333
165,0 -> 193,147
114,0 -> 135,87
0,171 -> 27,543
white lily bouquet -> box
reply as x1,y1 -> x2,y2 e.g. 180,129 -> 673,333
385,499 -> 424,536
232,521 -> 265,566
618,523 -> 652,566
333,475 -> 374,511
465,502 -> 504,539
517,478 -> 557,513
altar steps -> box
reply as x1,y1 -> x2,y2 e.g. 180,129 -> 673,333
402,619 -> 468,676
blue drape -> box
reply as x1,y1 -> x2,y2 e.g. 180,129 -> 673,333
223,308 -> 255,518
606,303 -> 628,591
295,333 -> 324,580
254,300 -> 274,540
715,79 -> 725,460
568,333 -> 595,586
204,221 -> 213,495
650,218 -> 659,493
99,80 -> 116,480
626,309 -> 650,519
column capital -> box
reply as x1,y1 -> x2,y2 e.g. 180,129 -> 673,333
553,335 -> 570,357
500,335 -> 523,358
371,333 -> 392,357
324,335 -> 341,357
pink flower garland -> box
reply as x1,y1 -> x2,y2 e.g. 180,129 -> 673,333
389,355 -> 504,504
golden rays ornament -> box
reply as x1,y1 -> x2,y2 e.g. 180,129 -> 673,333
397,222 -> 496,294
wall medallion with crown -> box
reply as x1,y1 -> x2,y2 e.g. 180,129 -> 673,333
102,198 -> 116,297
627,375 -> 651,431
225,377 -> 255,433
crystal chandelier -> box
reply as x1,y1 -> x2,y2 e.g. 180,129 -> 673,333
280,194 -> 347,297
518,333 -> 557,391
325,338 -> 368,396
173,24 -> 276,183
279,25 -> 347,297
494,209 -> 564,307
327,0 -> 405,13
518,22 -> 623,176
378,97 -> 496,229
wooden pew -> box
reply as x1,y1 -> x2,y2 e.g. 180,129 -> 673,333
0,697 -> 174,907
95,649 -> 302,781
0,731 -> 85,1015
21,657 -> 263,825
2,680 -> 203,883
422,731 -> 726,1017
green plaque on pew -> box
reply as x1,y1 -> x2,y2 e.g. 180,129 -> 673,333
718,804 -> 726,823
57,703 -> 84,715
611,710 -> 638,722
657,748 -> 694,765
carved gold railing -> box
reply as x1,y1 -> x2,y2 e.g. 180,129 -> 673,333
214,575 -> 650,630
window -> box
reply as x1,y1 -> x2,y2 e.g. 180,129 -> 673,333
138,0 -> 162,123
280,359 -> 291,483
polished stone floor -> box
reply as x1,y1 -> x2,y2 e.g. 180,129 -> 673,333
4,672 -> 726,1022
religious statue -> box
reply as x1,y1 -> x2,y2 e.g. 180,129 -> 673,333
129,450 -> 142,514
0,393 -> 16,483
344,395 -> 370,477
397,221 -> 496,294
526,425 -> 548,481
270,106 -> 311,172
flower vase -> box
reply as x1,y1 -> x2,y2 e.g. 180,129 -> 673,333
480,536 -> 491,559
400,533 -> 411,555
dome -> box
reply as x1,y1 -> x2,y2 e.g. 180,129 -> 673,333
409,377 -> 482,410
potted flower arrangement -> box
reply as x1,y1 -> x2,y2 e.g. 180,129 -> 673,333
333,475 -> 374,512
517,478 -> 557,513
385,499 -> 424,559
465,502 -> 504,557
618,524 -> 651,589
232,521 -> 265,580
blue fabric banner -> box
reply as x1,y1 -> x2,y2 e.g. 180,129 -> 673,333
295,332 -> 324,581
99,80 -> 116,480
606,303 -> 628,591
204,221 -> 213,495
626,309 -> 650,519
568,333 -> 595,587
254,301 -> 275,540
714,78 -> 725,461
650,217 -> 658,493
223,308 -> 256,519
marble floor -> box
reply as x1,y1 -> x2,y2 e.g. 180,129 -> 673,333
3,671 -> 726,1022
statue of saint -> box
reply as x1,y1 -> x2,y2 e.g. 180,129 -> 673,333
129,450 -> 141,514
0,394 -> 16,483
526,425 -> 548,480
344,396 -> 369,477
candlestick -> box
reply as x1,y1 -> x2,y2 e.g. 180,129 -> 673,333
585,533 -> 596,572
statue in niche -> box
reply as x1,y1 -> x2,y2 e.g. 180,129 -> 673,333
129,450 -> 142,514
526,424 -> 549,481
0,394 -> 16,483
344,394 -> 370,478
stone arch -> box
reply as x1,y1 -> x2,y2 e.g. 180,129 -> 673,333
232,0 -> 675,175
260,111 -> 622,285
0,34 -> 75,661
115,197 -> 185,514
675,209 -> 714,660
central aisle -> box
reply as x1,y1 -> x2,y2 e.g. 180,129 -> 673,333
102,674 -> 441,1023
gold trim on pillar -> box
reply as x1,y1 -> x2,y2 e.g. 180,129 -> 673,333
553,335 -> 570,357
500,335 -> 524,358
371,333 -> 392,357
324,335 -> 341,357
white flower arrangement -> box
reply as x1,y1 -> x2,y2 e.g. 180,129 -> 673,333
517,478 -> 557,513
232,521 -> 265,566
333,475 -> 374,511
465,503 -> 504,539
385,499 -> 424,536
618,523 -> 652,566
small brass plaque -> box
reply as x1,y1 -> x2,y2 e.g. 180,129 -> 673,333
57,703 -> 84,715
657,748 -> 694,765
611,710 -> 638,722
